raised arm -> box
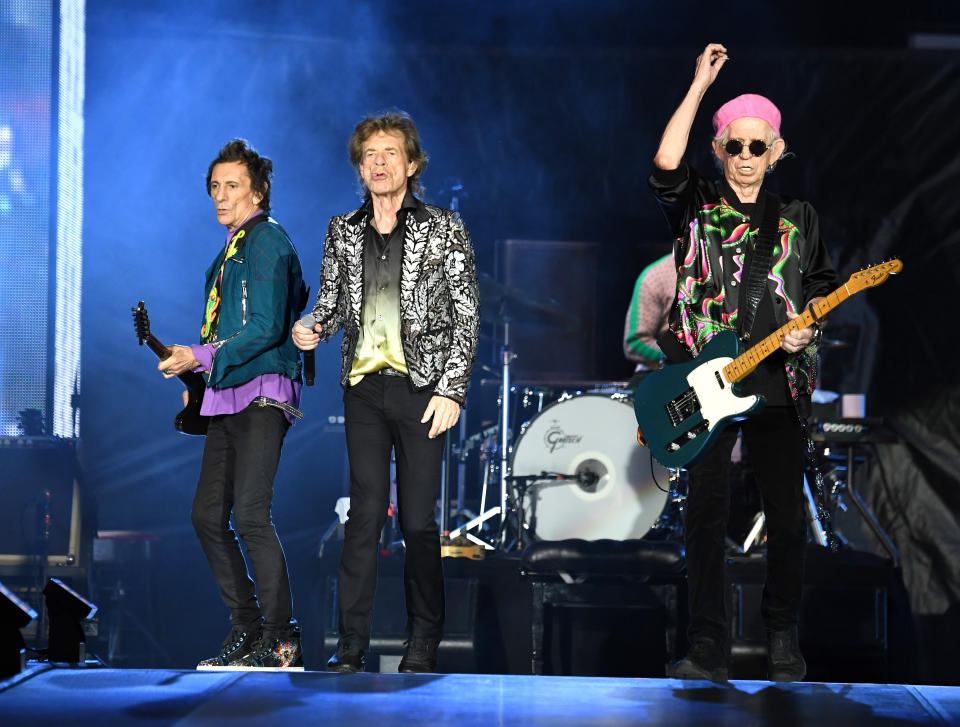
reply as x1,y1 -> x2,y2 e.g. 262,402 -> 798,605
654,43 -> 728,171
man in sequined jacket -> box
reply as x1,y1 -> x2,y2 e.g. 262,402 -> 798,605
294,110 -> 479,675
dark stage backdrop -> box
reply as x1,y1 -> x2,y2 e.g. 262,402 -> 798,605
80,1 -> 960,677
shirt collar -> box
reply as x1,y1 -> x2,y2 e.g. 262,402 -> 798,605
348,190 -> 429,226
226,209 -> 266,243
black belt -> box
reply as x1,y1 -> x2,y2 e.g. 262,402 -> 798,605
374,367 -> 407,377
252,396 -> 304,420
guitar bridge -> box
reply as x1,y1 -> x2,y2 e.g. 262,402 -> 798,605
666,421 -> 709,452
665,388 -> 701,425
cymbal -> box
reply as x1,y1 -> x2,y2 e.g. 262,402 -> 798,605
478,272 -> 573,330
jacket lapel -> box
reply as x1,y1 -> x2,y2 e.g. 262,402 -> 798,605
343,212 -> 366,328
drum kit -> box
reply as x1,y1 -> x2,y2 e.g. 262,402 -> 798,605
440,271 -> 685,554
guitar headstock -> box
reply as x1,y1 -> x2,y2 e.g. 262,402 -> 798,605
846,259 -> 903,293
132,301 -> 151,345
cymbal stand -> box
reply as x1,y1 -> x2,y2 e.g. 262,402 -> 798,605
498,318 -> 512,535
449,317 -> 515,548
440,416 -> 475,534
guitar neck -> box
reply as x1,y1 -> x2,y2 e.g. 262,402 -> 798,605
144,333 -> 172,361
723,283 -> 852,384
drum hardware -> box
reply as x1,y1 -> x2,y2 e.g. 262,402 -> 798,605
645,467 -> 687,542
505,470 -> 605,550
454,270 -> 571,548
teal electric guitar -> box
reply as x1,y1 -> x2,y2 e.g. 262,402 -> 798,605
634,259 -> 902,468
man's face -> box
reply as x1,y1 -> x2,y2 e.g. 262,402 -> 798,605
360,130 -> 417,199
209,161 -> 262,230
713,117 -> 783,189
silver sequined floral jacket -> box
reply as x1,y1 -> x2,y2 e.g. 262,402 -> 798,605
307,198 -> 480,404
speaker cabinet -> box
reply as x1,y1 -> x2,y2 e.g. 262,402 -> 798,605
0,437 -> 82,567
726,547 -> 898,682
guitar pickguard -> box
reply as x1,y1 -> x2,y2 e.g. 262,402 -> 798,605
686,356 -> 759,429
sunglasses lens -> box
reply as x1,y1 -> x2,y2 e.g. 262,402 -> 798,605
724,140 -> 743,155
748,140 -> 769,156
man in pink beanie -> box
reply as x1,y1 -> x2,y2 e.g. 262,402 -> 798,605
646,43 -> 839,682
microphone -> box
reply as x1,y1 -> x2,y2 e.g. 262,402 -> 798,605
298,313 -> 319,386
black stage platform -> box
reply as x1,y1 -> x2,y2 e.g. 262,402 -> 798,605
1,665 -> 958,726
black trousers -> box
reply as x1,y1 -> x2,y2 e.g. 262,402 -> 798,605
191,404 -> 296,638
338,374 -> 446,650
684,406 -> 807,648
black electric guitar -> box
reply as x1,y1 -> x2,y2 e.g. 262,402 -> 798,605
634,259 -> 902,468
132,301 -> 209,436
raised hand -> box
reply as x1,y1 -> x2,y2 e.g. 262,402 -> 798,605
693,43 -> 729,91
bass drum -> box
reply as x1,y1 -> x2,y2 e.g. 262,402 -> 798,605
510,392 -> 670,541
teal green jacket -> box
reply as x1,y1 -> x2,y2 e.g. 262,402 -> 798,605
202,217 -> 305,389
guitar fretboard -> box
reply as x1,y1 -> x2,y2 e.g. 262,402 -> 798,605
723,283 -> 851,383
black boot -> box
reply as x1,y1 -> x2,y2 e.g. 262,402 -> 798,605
767,627 -> 806,682
327,639 -> 365,673
671,636 -> 728,682
398,637 -> 440,673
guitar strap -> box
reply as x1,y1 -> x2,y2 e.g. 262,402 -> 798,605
201,213 -> 268,343
800,417 -> 840,551
735,190 -> 781,343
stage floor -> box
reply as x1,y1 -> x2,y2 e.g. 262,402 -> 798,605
2,665 -> 958,726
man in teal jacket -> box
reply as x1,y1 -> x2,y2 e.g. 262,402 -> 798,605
160,139 -> 306,670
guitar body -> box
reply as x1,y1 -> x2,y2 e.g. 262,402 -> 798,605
132,301 -> 210,436
634,331 -> 764,468
174,371 -> 209,436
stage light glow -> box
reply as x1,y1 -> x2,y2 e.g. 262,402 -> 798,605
53,0 -> 85,438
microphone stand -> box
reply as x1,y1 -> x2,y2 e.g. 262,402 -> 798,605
35,489 -> 52,650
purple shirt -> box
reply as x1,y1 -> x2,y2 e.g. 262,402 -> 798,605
190,211 -> 302,425
191,344 -> 302,426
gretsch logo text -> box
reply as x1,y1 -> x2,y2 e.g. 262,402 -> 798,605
544,425 -> 582,453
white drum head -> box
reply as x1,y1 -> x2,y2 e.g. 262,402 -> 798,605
510,393 -> 669,541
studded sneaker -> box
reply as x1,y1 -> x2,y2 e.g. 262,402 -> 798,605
230,627 -> 305,671
196,626 -> 260,670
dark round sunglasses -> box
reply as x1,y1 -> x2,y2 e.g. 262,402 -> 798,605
723,139 -> 772,157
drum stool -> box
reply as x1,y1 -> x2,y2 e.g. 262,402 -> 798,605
520,539 -> 687,676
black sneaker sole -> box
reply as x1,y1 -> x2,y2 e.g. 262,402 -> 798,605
672,658 -> 729,682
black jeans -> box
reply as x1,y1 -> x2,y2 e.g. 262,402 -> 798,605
684,406 -> 807,648
191,404 -> 296,638
338,374 -> 446,650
